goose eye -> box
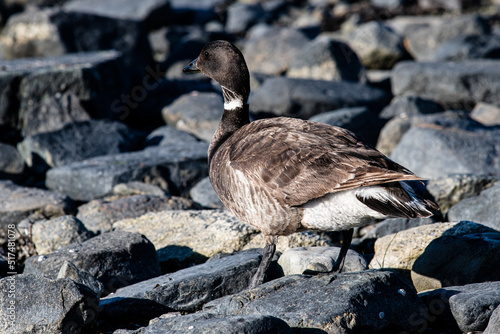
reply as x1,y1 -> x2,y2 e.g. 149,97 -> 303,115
204,51 -> 209,57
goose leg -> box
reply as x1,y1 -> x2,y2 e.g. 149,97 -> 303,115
303,228 -> 354,275
249,241 -> 276,289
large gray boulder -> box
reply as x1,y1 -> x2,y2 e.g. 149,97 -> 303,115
204,270 -> 425,333
448,184 -> 500,231
99,250 -> 262,328
0,274 -> 98,334
250,77 -> 391,119
24,231 -> 161,294
391,60 -> 500,109
46,142 -> 209,201
17,119 -> 144,173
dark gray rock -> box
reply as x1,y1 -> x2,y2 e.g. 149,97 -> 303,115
225,2 -> 265,35
64,0 -> 171,30
0,143 -> 24,180
412,232 -> 500,292
99,250 -> 261,328
17,120 -> 144,174
484,304 -> 500,334
77,194 -> 194,234
309,106 -> 383,145
189,176 -> 224,209
277,246 -> 367,276
0,50 -> 127,137
420,281 -> 500,333
118,312 -> 293,334
1,8 -> 153,81
243,25 -> 310,75
31,215 -> 93,255
46,142 -> 209,201
168,0 -> 221,25
24,231 -> 161,294
392,60 -> 500,109
379,95 -> 445,120
250,77 -> 391,119
348,21 -> 406,69
145,125 -> 200,147
57,260 -> 104,298
204,270 -> 426,333
434,33 -> 500,61
390,118 -> 500,179
287,36 -> 366,82
0,180 -> 74,229
0,274 -> 98,334
404,14 -> 490,61
162,92 -> 222,142
363,217 -> 435,239
448,184 -> 500,231
427,174 -> 498,215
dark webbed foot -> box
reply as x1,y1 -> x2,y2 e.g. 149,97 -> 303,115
302,228 -> 354,276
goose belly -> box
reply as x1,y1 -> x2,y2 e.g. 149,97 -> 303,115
301,188 -> 387,231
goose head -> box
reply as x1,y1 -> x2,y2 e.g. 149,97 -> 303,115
183,40 -> 250,107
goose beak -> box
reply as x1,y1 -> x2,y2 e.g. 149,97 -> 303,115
183,58 -> 200,74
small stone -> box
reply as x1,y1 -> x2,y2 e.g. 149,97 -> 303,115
144,125 -> 200,147
112,182 -> 168,197
0,274 -> 98,333
31,215 -> 93,255
471,102 -> 500,126
379,95 -> 444,120
362,217 -> 435,240
277,246 -> 367,276
225,2 -> 265,35
433,34 -> 500,62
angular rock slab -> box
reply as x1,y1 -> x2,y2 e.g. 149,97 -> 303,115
0,274 -> 98,334
420,281 -> 500,333
205,270 -> 425,333
99,250 -> 262,327
250,77 -> 391,119
113,210 -> 259,269
116,312 -> 293,334
17,119 -> 144,173
76,194 -> 193,234
0,180 -> 74,229
46,142 -> 209,201
370,221 -> 500,292
24,231 -> 161,294
447,184 -> 500,231
390,122 -> 500,179
277,246 -> 367,276
391,60 -> 500,109
485,304 -> 500,334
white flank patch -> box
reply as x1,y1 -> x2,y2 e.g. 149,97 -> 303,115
224,99 -> 244,110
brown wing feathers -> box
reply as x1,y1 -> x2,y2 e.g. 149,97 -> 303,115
227,118 -> 422,207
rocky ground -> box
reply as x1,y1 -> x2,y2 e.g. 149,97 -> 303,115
0,0 -> 500,333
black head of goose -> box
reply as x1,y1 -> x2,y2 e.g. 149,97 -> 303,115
184,40 -> 439,288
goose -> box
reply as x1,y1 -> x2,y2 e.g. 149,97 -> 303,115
183,40 -> 439,288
